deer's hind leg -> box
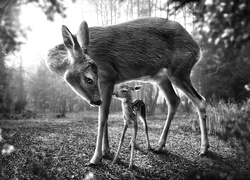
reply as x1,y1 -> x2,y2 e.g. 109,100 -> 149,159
139,104 -> 151,151
169,74 -> 209,155
154,77 -> 180,152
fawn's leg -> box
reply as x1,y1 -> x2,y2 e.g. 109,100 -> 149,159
155,78 -> 180,152
129,122 -> 138,169
170,75 -> 209,155
90,82 -> 114,165
113,123 -> 128,164
139,107 -> 151,151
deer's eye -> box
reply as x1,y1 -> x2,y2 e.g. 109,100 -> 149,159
85,77 -> 94,84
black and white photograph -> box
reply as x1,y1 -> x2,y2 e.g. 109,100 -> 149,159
0,0 -> 250,179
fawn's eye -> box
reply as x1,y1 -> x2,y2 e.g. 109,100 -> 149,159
85,77 -> 94,84
121,90 -> 127,94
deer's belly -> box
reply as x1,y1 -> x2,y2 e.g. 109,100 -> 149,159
117,68 -> 168,84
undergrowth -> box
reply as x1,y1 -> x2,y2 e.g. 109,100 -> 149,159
190,99 -> 250,161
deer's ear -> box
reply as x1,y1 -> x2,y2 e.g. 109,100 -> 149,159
134,86 -> 142,91
77,21 -> 89,54
46,44 -> 70,77
62,25 -> 81,54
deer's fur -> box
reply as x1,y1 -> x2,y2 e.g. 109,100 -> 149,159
46,17 -> 209,165
112,84 -> 151,169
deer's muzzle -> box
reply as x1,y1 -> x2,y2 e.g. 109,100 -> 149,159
90,100 -> 102,106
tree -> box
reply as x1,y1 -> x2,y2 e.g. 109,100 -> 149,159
0,2 -> 23,115
145,84 -> 159,115
194,0 -> 250,101
0,0 -> 74,116
170,0 -> 250,102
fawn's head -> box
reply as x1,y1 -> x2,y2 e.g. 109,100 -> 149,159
62,22 -> 101,106
113,84 -> 141,102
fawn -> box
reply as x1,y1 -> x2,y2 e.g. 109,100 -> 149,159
112,84 -> 151,169
46,17 -> 209,165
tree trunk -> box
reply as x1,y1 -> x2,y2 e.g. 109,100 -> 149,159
137,0 -> 140,17
161,98 -> 167,112
110,0 -> 113,24
100,0 -> 103,25
59,96 -> 66,117
166,0 -> 170,19
126,0 -> 129,20
145,84 -> 159,115
148,0 -> 151,17
182,6 -> 187,29
130,0 -> 133,19
155,0 -> 158,16
15,56 -> 26,113
0,51 -> 9,114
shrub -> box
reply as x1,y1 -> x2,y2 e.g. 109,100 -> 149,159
198,100 -> 250,161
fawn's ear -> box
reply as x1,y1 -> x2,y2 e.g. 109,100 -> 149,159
133,86 -> 142,91
77,21 -> 89,54
62,25 -> 81,57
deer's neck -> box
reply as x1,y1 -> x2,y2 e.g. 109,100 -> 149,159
122,98 -> 135,121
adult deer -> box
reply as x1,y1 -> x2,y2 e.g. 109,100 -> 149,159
46,17 -> 209,165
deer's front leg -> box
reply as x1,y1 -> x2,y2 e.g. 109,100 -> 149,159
90,82 -> 114,165
102,121 -> 110,157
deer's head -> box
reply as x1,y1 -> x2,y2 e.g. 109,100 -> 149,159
46,21 -> 101,106
113,84 -> 141,102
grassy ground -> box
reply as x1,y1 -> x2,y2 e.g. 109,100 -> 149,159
0,112 -> 249,180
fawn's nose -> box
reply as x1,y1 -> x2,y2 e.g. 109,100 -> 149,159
90,100 -> 102,106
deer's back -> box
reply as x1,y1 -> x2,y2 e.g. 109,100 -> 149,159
87,17 -> 200,83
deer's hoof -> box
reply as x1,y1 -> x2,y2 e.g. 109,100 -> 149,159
153,144 -> 165,153
199,144 -> 210,156
89,156 -> 102,166
87,162 -> 98,167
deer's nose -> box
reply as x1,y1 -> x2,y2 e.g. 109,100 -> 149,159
113,93 -> 117,98
90,100 -> 102,106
